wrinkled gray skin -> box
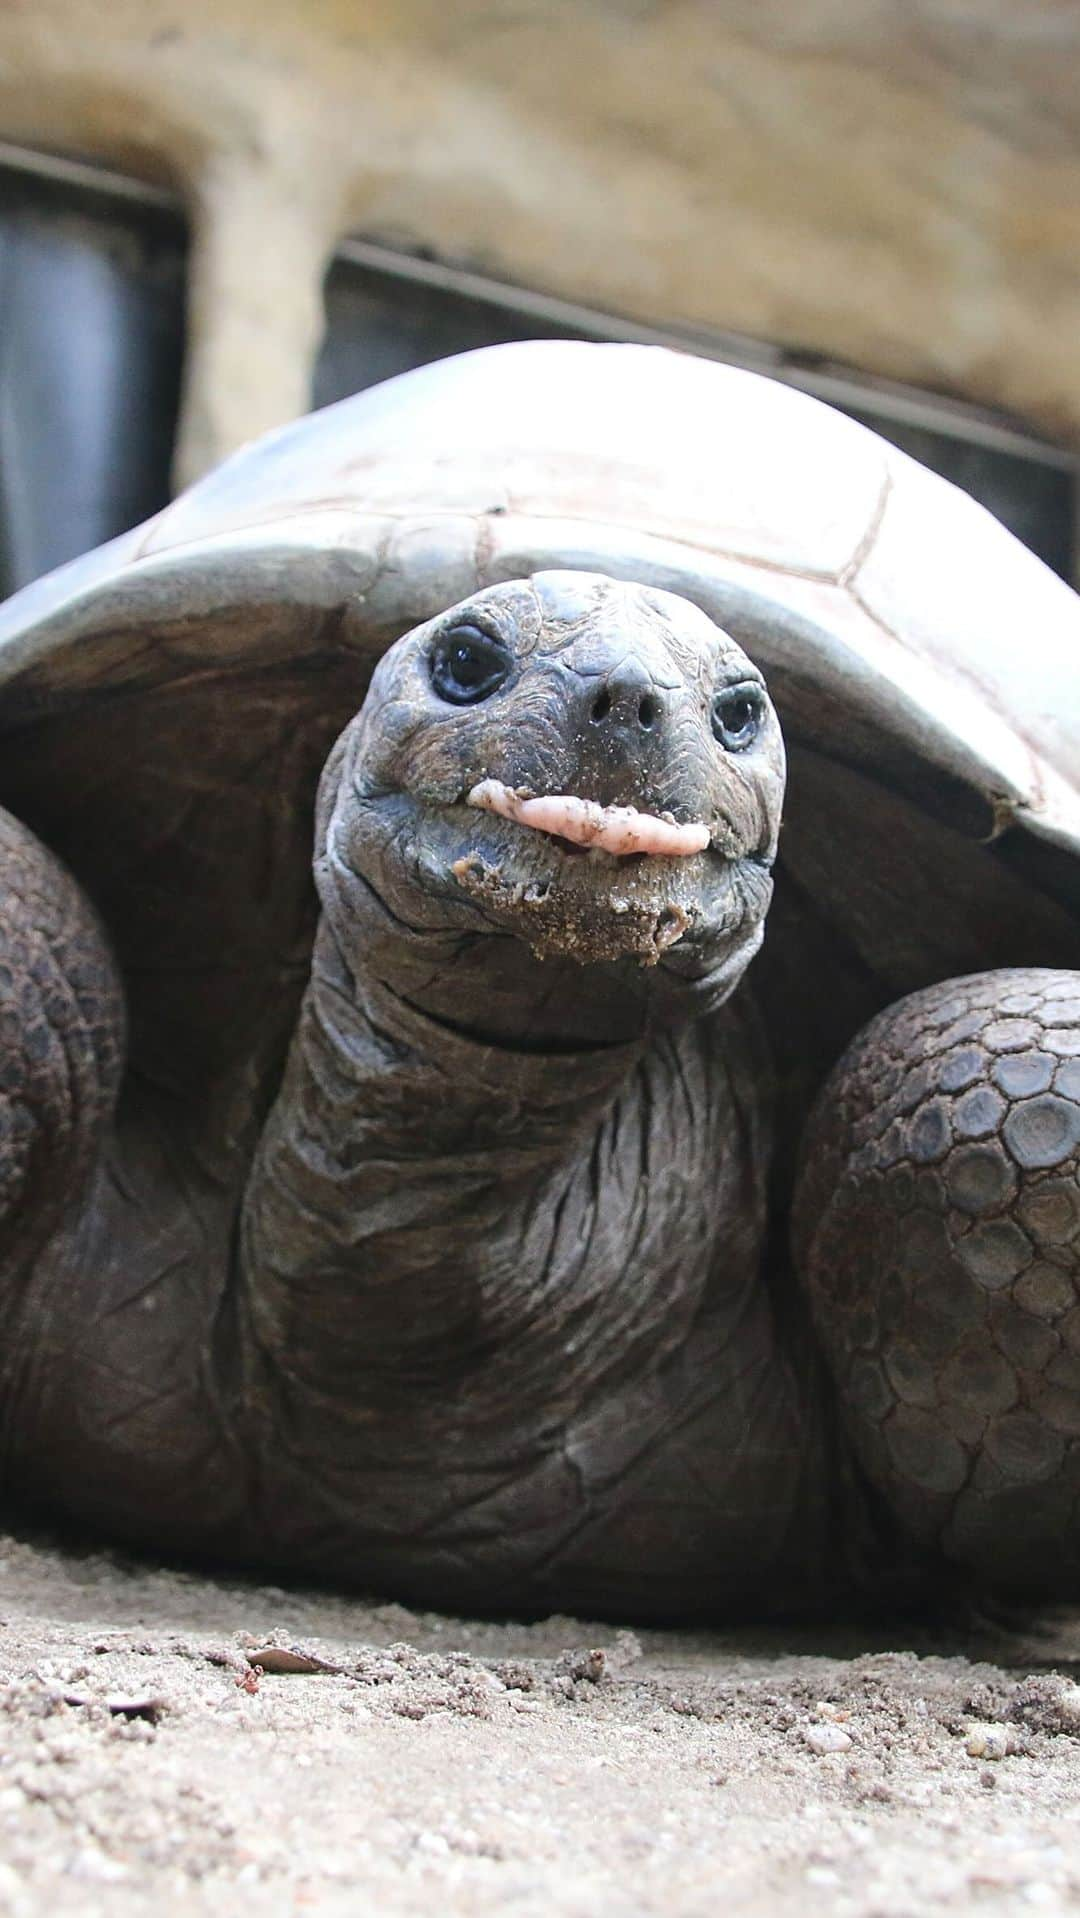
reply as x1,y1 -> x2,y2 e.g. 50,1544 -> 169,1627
2,569 -> 1080,1621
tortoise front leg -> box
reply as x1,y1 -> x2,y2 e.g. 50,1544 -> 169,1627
0,807 -> 251,1551
795,969 -> 1080,1597
0,805 -> 123,1279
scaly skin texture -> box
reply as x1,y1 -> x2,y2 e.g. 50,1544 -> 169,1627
0,802 -> 129,1505
0,806 -> 123,1277
1,568 -> 1079,1617
232,573 -> 832,1616
238,921 -> 829,1618
796,968 -> 1080,1598
0,800 -> 246,1548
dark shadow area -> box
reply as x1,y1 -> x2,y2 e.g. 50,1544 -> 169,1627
0,165 -> 186,595
314,253 -> 593,406
6,1505 -> 1080,1682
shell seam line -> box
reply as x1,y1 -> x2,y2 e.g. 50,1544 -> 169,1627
842,575 -> 1048,816
122,506 -> 850,590
838,462 -> 893,589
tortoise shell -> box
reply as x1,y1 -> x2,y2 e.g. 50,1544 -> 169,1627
0,340 -> 1076,1132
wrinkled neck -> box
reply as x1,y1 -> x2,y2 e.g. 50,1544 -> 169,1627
234,879 -> 774,1577
238,913 -> 647,1389
304,915 -> 642,1149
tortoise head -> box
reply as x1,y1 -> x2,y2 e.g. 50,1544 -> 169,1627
316,571 -> 785,1045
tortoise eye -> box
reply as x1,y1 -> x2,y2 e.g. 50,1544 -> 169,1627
712,681 -> 764,752
431,625 -> 512,705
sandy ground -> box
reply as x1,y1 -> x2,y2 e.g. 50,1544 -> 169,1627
4,1527 -> 1080,1915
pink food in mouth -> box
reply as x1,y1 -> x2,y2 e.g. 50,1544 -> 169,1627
466,780 -> 711,857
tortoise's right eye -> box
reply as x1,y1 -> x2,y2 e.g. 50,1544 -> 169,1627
431,626 -> 512,705
712,681 -> 765,752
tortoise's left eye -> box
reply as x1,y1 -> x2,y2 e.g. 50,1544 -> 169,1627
712,681 -> 765,752
431,626 -> 512,705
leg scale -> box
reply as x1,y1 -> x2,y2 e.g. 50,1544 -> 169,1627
796,968 -> 1080,1595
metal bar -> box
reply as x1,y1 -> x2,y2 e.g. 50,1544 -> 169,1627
336,235 -> 1078,471
0,136 -> 1075,474
0,138 -> 178,213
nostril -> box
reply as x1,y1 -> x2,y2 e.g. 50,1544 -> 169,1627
591,688 -> 612,724
638,694 -> 660,731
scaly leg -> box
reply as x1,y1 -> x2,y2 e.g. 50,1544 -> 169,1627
0,806 -> 252,1552
0,804 -> 123,1285
796,968 -> 1080,1596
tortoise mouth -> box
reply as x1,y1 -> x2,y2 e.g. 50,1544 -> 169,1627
428,788 -> 751,968
339,775 -> 769,970
466,780 -> 711,859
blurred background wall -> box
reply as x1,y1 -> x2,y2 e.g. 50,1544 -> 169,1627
0,0 -> 1075,592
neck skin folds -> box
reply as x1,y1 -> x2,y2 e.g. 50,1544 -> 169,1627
236,756 -> 770,1461
234,879 -> 785,1607
236,842 -> 766,1420
238,898 -> 650,1406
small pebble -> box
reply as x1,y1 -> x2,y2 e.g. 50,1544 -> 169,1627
415,1832 -> 450,1857
965,1722 -> 1009,1760
67,1847 -> 129,1884
803,1722 -> 853,1755
805,1865 -> 841,1887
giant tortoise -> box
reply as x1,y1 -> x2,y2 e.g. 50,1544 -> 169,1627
0,341 -> 1078,1620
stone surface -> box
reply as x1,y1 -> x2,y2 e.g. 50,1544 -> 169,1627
0,2 -> 1076,480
